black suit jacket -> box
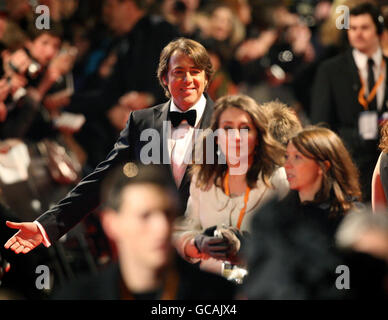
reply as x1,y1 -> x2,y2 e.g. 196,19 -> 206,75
36,97 -> 214,242
310,49 -> 388,200
51,254 -> 237,300
311,49 -> 388,154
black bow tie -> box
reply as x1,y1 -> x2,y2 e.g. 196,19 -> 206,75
169,110 -> 197,127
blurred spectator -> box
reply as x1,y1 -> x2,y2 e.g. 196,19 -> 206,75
336,208 -> 388,262
311,2 -> 386,202
200,2 -> 245,63
160,0 -> 204,38
191,2 -> 245,101
241,194 -> 347,299
224,0 -> 251,27
0,25 -> 76,141
0,18 -> 28,52
234,3 -> 314,110
4,0 -> 34,34
52,163 -> 236,299
241,195 -> 388,299
260,100 -> 303,146
202,38 -> 239,101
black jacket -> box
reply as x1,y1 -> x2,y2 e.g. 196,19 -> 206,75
310,49 -> 388,200
311,49 -> 388,152
51,254 -> 237,300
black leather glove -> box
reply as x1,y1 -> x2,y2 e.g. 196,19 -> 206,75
194,226 -> 230,260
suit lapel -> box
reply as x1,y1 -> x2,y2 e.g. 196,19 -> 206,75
346,49 -> 363,106
179,96 -> 214,192
153,101 -> 171,165
199,94 -> 215,129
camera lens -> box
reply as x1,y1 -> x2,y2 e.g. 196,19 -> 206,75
28,62 -> 40,78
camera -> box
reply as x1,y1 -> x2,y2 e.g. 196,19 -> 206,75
24,48 -> 42,79
8,48 -> 42,80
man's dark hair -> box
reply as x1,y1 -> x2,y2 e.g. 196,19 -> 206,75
350,2 -> 384,35
27,21 -> 64,41
100,162 -> 179,212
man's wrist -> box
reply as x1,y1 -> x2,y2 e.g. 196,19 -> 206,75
33,221 -> 51,247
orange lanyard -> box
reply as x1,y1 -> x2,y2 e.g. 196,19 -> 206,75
223,171 -> 251,230
358,59 -> 385,110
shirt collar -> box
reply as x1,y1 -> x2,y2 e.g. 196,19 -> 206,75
353,47 -> 383,70
169,94 -> 206,127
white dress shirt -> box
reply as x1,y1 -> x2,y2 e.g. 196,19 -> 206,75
168,94 -> 207,187
353,47 -> 386,111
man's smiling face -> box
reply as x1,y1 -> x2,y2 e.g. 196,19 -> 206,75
164,50 -> 208,111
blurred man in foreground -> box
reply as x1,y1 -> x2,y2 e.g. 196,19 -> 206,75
52,163 -> 236,299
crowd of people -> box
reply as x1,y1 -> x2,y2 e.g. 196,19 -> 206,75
0,0 -> 388,300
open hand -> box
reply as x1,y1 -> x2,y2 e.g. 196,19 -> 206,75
4,221 -> 43,254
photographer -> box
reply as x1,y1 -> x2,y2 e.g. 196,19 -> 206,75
0,25 -> 77,141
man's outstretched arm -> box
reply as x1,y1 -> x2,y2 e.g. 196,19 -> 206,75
4,221 -> 43,254
4,114 -> 136,253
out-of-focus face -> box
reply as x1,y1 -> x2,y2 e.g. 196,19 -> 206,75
284,142 -> 323,195
102,0 -> 131,34
164,50 -> 208,111
110,184 -> 176,270
6,0 -> 31,20
210,6 -> 234,41
353,229 -> 388,262
29,34 -> 61,66
348,13 -> 380,55
217,107 -> 258,172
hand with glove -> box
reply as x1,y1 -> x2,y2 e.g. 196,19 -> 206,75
193,226 -> 231,260
214,226 -> 250,264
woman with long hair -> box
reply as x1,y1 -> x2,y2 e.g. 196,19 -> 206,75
281,126 -> 361,232
173,94 -> 289,275
242,127 -> 363,298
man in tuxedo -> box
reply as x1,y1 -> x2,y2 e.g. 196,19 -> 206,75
52,163 -> 236,299
4,37 -> 215,254
310,2 -> 388,201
